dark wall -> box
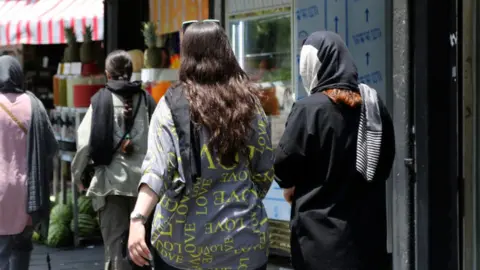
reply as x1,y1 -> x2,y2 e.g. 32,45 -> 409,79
412,0 -> 461,269
104,0 -> 150,54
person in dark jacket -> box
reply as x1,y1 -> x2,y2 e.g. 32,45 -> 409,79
274,31 -> 395,270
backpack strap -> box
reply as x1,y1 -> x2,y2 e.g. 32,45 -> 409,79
112,93 -> 143,154
143,90 -> 157,121
164,84 -> 199,195
0,102 -> 27,134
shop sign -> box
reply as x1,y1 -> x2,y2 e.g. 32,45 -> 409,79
149,0 -> 209,34
294,0 -> 387,101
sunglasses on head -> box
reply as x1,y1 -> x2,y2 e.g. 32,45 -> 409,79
181,19 -> 221,33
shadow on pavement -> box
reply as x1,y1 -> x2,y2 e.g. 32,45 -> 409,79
30,244 -> 293,270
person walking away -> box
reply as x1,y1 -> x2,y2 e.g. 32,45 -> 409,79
274,31 -> 395,270
0,55 -> 58,270
127,21 -> 274,270
71,50 -> 156,269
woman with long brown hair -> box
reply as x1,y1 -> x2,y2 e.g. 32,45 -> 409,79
274,31 -> 395,269
127,21 -> 273,270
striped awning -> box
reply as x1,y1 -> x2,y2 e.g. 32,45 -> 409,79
0,0 -> 104,46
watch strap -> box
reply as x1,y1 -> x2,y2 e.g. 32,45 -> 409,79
130,213 -> 147,224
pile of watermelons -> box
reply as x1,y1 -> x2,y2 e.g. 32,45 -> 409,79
32,190 -> 100,247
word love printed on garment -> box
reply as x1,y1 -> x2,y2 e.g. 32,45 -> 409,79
149,109 -> 273,270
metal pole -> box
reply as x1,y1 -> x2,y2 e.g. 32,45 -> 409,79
52,154 -> 60,199
391,0 -> 414,268
71,175 -> 80,247
60,158 -> 66,204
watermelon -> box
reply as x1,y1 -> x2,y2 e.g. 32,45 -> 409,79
70,213 -> 99,237
78,196 -> 95,216
32,231 -> 42,243
50,203 -> 73,225
46,223 -> 72,247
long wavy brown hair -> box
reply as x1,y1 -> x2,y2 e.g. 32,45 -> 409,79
179,22 -> 258,164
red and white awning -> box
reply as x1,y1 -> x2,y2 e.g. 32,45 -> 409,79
0,0 -> 104,46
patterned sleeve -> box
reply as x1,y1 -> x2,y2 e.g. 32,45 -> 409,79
139,98 -> 178,197
250,107 -> 275,199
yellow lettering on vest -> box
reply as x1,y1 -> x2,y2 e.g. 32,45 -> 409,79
160,196 -> 179,212
201,144 -> 216,169
258,122 -> 267,136
162,250 -> 184,263
238,257 -> 250,270
257,135 -> 273,151
220,171 -> 249,183
202,256 -> 213,264
213,191 -> 225,206
241,188 -> 259,201
184,223 -> 196,246
185,243 -> 197,254
224,237 -> 234,252
204,218 -> 245,234
195,196 -> 208,215
159,223 -> 173,237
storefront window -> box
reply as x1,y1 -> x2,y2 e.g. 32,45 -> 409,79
227,6 -> 294,252
228,7 -> 295,148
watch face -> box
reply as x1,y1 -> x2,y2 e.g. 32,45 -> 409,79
131,213 -> 146,223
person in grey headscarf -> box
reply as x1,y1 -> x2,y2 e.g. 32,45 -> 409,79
274,31 -> 395,269
0,55 -> 58,269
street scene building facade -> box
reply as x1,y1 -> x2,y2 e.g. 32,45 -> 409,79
0,0 -> 474,269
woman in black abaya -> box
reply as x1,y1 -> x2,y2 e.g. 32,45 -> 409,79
274,31 -> 395,270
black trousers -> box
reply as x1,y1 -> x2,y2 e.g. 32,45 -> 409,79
100,195 -> 155,270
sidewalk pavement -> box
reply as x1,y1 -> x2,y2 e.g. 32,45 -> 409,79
30,244 -> 293,270
30,244 -> 103,270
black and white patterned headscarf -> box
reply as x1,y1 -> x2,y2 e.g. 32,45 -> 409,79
299,31 -> 382,181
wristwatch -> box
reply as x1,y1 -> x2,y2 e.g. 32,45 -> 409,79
130,213 -> 148,224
